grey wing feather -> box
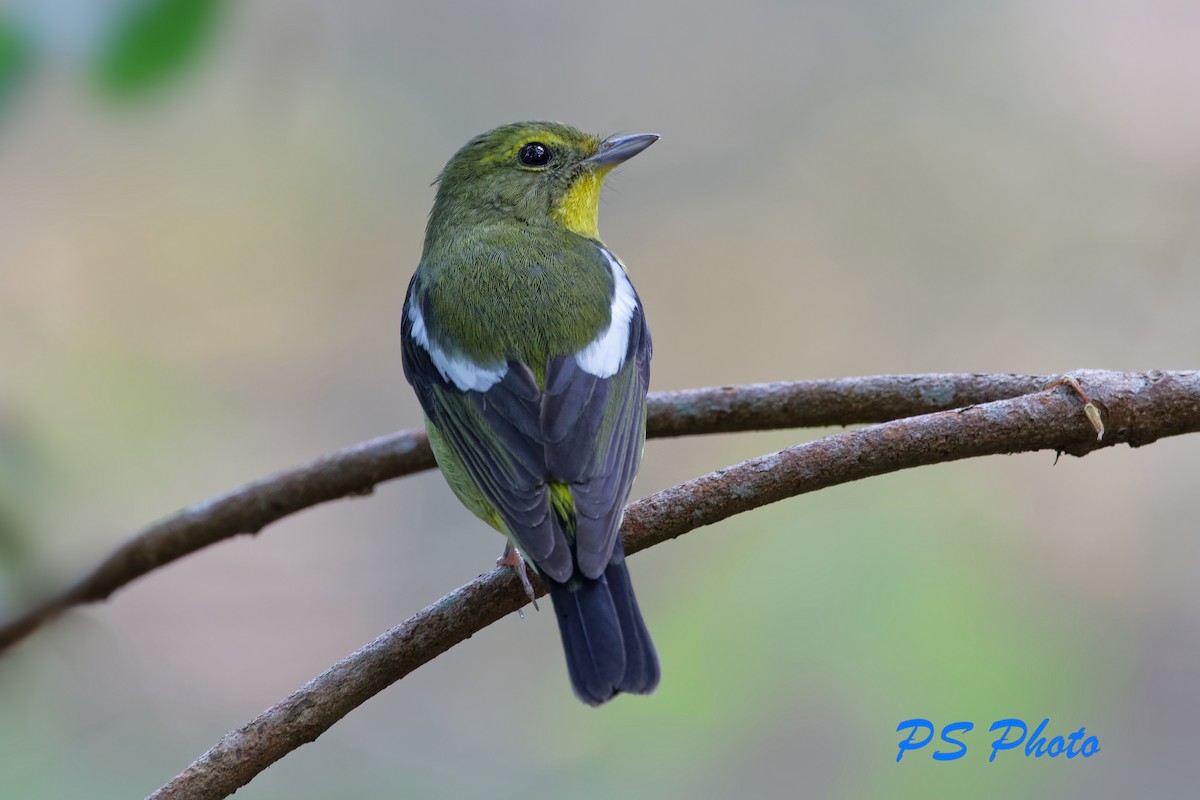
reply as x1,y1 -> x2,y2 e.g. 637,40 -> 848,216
402,282 -> 572,579
402,273 -> 652,584
543,300 -> 652,579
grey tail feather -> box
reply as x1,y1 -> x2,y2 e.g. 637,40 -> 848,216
545,544 -> 659,706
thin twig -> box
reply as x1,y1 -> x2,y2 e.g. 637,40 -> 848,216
148,369 -> 1199,800
1,373 -> 1050,653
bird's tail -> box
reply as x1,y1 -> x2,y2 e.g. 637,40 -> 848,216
545,541 -> 660,706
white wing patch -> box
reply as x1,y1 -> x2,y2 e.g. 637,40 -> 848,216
576,247 -> 638,379
406,297 -> 507,392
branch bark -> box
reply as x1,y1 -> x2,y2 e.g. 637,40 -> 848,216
145,368 -> 1199,800
1,373 -> 1052,653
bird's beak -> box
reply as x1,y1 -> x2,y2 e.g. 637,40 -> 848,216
585,133 -> 660,169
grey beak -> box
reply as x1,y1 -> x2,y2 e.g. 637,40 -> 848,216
585,133 -> 660,168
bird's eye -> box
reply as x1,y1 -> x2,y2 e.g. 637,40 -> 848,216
518,142 -> 553,167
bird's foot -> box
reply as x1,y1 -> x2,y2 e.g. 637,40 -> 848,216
498,541 -> 539,614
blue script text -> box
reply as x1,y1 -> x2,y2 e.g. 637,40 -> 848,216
896,718 -> 1100,762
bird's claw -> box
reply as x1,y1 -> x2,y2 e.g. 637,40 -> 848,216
498,541 -> 539,612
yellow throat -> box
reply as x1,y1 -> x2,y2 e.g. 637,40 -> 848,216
552,168 -> 611,241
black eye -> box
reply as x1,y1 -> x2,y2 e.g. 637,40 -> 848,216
518,142 -> 553,167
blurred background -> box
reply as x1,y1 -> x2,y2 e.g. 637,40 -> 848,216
1,0 -> 1198,796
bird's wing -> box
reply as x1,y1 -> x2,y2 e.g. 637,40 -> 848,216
542,302 -> 651,579
401,271 -> 651,585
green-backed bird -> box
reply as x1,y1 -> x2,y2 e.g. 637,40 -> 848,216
400,122 -> 660,705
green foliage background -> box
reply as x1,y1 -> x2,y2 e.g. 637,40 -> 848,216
95,0 -> 224,98
0,1 -> 1197,797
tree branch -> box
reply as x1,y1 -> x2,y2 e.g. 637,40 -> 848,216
1,373 -> 1055,653
146,368 -> 1198,800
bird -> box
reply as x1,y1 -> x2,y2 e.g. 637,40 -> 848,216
400,121 -> 660,705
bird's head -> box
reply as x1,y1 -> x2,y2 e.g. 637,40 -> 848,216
428,121 -> 658,242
